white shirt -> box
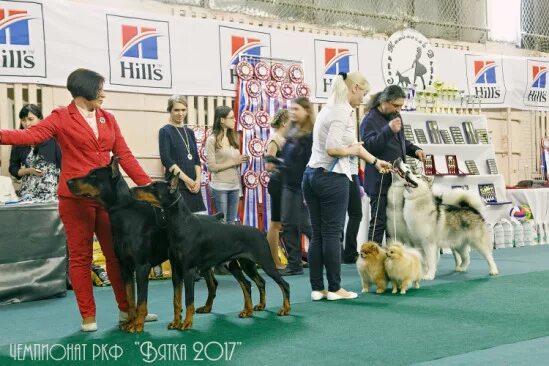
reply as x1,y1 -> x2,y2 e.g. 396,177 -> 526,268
307,102 -> 358,180
76,105 -> 98,138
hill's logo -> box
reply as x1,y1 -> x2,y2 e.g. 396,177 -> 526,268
107,15 -> 172,88
531,65 -> 546,88
524,59 -> 549,107
0,8 -> 31,45
219,26 -> 271,91
0,2 -> 46,77
324,48 -> 350,75
382,29 -> 435,91
121,25 -> 159,60
466,55 -> 505,104
474,60 -> 497,84
314,40 -> 358,98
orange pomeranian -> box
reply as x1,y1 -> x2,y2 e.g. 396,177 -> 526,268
356,241 -> 389,294
384,241 -> 423,295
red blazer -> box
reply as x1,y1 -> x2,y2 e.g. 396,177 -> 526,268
0,101 -> 151,198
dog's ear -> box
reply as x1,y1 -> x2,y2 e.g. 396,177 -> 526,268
169,172 -> 180,193
110,156 -> 120,178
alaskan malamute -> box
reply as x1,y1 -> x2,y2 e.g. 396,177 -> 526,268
395,162 -> 499,280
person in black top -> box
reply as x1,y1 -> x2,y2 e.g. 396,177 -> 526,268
158,95 -> 205,213
9,104 -> 61,202
279,97 -> 314,276
264,109 -> 290,269
360,85 -> 425,244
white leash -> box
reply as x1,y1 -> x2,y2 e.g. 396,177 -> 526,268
370,172 -> 385,242
392,172 -> 397,239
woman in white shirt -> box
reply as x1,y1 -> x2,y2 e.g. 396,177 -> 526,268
302,71 -> 391,301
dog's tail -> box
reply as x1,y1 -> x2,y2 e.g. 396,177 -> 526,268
442,189 -> 484,215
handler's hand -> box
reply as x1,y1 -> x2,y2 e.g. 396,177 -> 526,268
375,159 -> 392,174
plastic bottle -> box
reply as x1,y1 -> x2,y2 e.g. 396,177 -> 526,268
521,220 -> 534,246
511,219 -> 524,247
493,222 -> 505,249
500,219 -> 514,248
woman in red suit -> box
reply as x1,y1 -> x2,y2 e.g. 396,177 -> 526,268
0,68 -> 154,332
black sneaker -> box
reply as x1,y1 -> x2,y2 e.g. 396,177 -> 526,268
278,268 -> 304,276
342,254 -> 358,264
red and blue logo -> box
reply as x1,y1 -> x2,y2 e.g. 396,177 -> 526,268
532,65 -> 547,88
0,8 -> 32,45
324,48 -> 350,75
230,35 -> 262,64
474,60 -> 497,84
120,25 -> 159,60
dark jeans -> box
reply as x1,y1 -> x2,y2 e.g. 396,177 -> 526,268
368,193 -> 388,244
281,186 -> 311,272
302,167 -> 349,292
343,175 -> 362,259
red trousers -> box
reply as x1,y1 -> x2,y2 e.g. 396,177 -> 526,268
59,197 -> 128,318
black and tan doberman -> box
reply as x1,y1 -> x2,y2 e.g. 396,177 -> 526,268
66,157 -> 223,332
130,174 -> 291,330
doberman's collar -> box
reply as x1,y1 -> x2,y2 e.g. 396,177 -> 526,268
167,194 -> 182,209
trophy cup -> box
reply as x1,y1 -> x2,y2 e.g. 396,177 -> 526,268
424,91 -> 432,113
416,90 -> 425,113
458,90 -> 465,114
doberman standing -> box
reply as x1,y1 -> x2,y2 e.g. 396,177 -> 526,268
67,157 -> 225,332
131,174 -> 291,330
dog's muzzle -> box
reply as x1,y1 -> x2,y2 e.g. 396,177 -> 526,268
393,158 -> 418,188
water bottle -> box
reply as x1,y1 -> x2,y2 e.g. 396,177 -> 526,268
493,222 -> 505,249
500,219 -> 514,248
511,219 -> 524,247
522,220 -> 535,246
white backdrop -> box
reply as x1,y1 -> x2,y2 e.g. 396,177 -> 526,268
1,0 -> 549,109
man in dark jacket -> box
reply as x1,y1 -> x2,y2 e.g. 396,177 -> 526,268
360,85 -> 425,244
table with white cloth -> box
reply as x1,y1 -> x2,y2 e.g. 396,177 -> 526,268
0,202 -> 67,305
507,188 -> 549,244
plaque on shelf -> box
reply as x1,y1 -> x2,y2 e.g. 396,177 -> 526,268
439,129 -> 453,144
423,154 -> 436,175
486,158 -> 498,174
476,128 -> 489,144
426,120 -> 442,144
445,155 -> 458,175
478,183 -> 497,203
403,124 -> 415,143
462,121 -> 478,144
451,185 -> 470,190
464,160 -> 480,175
449,126 -> 465,144
414,129 -> 428,144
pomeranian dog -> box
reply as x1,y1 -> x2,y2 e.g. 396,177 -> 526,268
384,241 -> 423,295
356,241 -> 389,294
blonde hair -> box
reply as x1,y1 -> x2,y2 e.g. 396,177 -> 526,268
270,109 -> 289,129
167,95 -> 188,112
328,71 -> 370,106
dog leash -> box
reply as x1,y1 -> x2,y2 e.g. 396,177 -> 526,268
370,172 -> 385,242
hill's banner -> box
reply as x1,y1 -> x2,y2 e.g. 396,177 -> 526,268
1,0 -> 549,110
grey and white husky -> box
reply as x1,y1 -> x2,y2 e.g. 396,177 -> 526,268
396,163 -> 499,280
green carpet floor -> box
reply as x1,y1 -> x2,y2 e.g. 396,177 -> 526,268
3,245 -> 549,365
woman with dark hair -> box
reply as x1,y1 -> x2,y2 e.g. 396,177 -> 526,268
159,95 -> 205,213
278,97 -> 315,276
0,68 -> 155,332
205,105 -> 248,224
9,104 -> 61,202
360,84 -> 425,244
264,109 -> 290,269
303,72 -> 391,301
